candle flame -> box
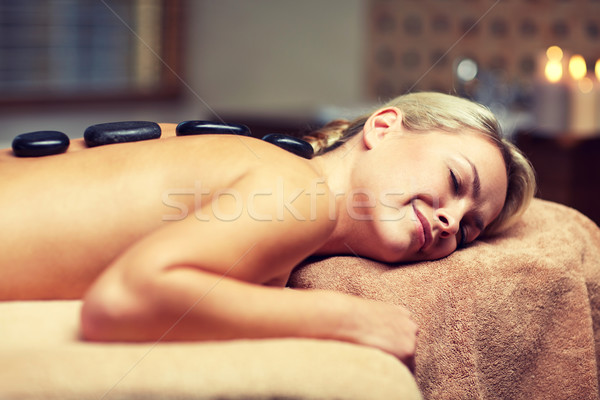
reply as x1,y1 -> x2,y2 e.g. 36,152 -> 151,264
568,55 -> 587,80
578,77 -> 594,94
545,60 -> 563,83
596,59 -> 600,81
546,46 -> 563,61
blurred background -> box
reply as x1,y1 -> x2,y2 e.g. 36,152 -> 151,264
0,0 -> 366,146
1,0 -> 599,224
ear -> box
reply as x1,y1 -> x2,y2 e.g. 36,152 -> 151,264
362,107 -> 404,150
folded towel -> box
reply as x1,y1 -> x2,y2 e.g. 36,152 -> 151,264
289,199 -> 600,400
0,300 -> 422,400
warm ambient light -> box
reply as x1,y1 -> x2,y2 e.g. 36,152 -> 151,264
578,76 -> 594,94
546,45 -> 563,61
545,60 -> 563,83
568,55 -> 587,81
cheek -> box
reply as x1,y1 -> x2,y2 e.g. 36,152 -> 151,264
396,165 -> 447,199
369,217 -> 415,261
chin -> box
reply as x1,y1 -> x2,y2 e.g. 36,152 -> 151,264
370,241 -> 412,263
365,235 -> 415,263
375,252 -> 406,264
407,248 -> 455,263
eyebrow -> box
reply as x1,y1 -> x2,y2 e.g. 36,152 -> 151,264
462,155 -> 484,232
464,157 -> 481,200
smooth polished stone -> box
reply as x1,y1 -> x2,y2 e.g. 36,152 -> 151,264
12,131 -> 70,157
176,120 -> 251,136
261,133 -> 314,159
84,121 -> 161,147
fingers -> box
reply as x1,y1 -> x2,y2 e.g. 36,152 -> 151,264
342,297 -> 419,366
380,303 -> 419,366
404,353 -> 416,374
396,315 -> 419,365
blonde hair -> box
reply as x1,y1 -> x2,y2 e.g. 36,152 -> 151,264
304,92 -> 536,235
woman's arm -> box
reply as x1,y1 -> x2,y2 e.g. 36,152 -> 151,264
80,172 -> 418,362
82,262 -> 417,362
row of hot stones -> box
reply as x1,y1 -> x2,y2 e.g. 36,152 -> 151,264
10,121 -> 315,159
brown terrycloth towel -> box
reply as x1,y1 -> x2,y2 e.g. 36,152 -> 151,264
289,199 -> 600,400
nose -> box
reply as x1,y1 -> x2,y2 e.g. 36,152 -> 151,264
435,208 -> 460,238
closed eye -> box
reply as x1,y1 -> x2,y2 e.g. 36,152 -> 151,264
450,169 -> 467,248
457,225 -> 467,248
450,170 -> 460,194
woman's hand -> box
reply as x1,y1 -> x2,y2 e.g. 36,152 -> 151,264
317,290 -> 418,366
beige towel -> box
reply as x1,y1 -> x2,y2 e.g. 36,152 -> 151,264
0,300 -> 421,400
290,199 -> 600,400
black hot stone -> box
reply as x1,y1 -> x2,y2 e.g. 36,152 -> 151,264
176,120 -> 251,136
261,134 -> 314,159
84,121 -> 161,147
12,131 -> 70,157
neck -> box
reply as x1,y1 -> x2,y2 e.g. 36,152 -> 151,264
308,137 -> 365,256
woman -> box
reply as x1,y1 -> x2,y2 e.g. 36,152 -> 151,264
0,92 -> 535,365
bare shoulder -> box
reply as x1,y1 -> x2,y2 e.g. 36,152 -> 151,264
196,140 -> 337,280
244,150 -> 336,239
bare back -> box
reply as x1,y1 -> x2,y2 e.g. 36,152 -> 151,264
0,127 -> 327,299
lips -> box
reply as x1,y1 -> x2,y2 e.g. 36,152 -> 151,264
412,201 -> 432,252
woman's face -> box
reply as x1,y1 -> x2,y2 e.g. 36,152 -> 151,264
349,112 -> 508,263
